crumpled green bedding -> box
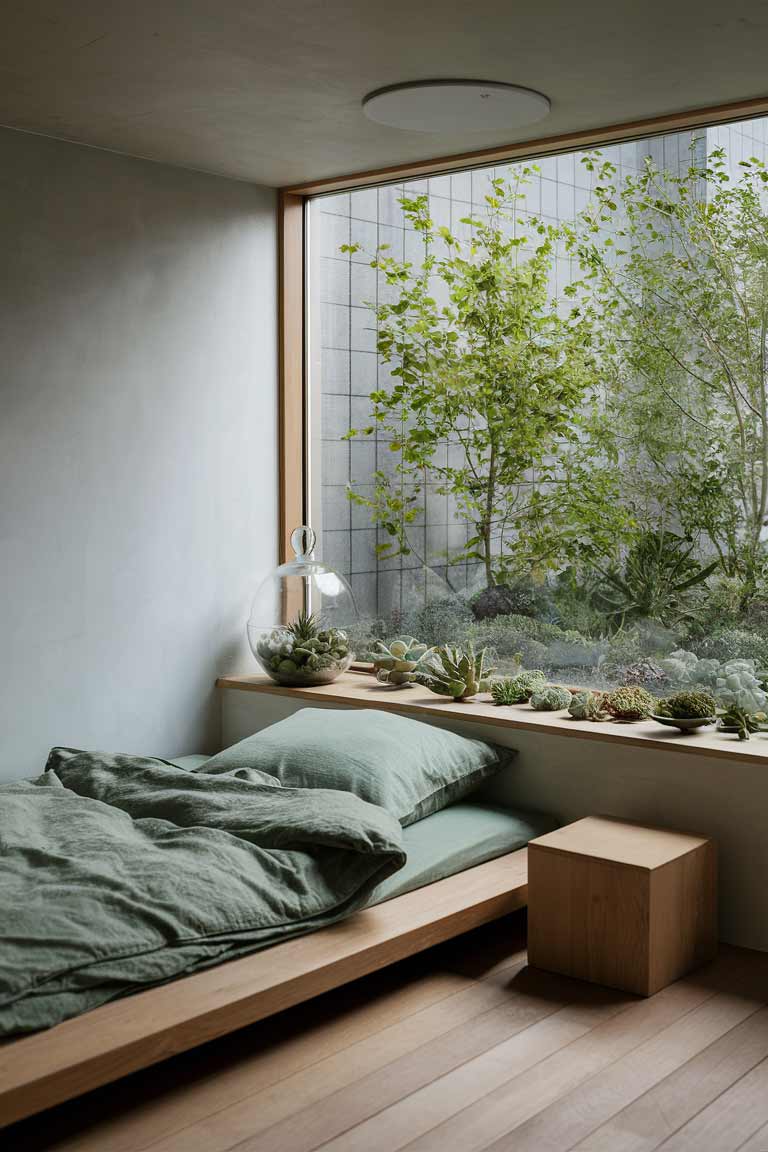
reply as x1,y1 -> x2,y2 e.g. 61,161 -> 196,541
0,747 -> 405,1036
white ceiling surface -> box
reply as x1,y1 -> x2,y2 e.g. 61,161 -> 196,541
2,0 -> 768,188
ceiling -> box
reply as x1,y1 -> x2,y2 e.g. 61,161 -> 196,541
2,0 -> 768,188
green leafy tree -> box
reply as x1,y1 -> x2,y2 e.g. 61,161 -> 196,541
342,171 -> 596,588
562,144 -> 768,602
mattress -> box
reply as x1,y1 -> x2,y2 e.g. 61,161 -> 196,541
171,754 -> 552,907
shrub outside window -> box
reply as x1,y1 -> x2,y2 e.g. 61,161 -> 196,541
307,118 -> 768,714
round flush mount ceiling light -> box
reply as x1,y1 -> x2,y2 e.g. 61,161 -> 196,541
362,80 -> 551,134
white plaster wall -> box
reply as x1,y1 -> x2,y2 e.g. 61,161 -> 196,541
0,128 -> 277,780
222,690 -> 768,952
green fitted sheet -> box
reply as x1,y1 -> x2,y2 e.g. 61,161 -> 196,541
170,755 -> 554,907
365,800 -> 555,905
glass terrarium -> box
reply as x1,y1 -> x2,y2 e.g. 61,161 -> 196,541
247,526 -> 358,686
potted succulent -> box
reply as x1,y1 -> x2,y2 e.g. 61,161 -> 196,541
371,636 -> 432,687
417,643 -> 495,701
652,691 -> 718,733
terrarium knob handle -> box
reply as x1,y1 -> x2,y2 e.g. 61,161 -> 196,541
290,525 -> 317,560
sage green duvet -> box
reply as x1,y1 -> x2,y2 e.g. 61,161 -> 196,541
0,747 -> 405,1036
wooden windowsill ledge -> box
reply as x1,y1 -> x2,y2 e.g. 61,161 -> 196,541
217,673 -> 768,765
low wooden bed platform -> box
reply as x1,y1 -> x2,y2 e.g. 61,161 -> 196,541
0,846 -> 528,1128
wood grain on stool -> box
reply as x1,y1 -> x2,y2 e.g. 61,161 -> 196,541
527,816 -> 717,996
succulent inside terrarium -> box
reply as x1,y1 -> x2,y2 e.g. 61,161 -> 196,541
255,610 -> 352,686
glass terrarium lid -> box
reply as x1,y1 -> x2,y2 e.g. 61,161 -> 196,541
248,526 -> 358,628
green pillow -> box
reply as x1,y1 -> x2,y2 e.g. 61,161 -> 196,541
197,708 -> 513,826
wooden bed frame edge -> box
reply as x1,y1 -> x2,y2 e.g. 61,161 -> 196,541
0,847 -> 528,1128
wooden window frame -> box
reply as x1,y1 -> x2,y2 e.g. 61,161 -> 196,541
278,94 -> 768,568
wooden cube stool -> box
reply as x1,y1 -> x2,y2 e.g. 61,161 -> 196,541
527,816 -> 717,996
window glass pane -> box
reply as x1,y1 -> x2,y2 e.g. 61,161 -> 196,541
307,118 -> 768,710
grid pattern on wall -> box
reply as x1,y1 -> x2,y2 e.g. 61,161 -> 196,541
308,119 -> 768,624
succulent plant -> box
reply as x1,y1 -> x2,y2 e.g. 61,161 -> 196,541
286,610 -> 321,646
490,678 -> 519,706
372,636 -> 432,687
718,705 -> 768,741
660,648 -> 702,683
529,686 -> 573,711
603,685 -> 656,721
660,650 -> 768,713
417,643 -> 495,700
488,675 -> 529,706
489,669 -> 547,705
713,661 -> 768,713
568,690 -> 609,721
656,691 -> 717,719
256,610 -> 351,686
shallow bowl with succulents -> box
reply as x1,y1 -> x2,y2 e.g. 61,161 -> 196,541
253,611 -> 352,687
652,714 -> 717,732
652,691 -> 718,733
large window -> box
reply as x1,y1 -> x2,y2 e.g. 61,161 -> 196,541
307,117 -> 768,701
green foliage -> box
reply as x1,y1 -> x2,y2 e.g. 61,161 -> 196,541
547,569 -> 606,637
546,633 -> 605,670
568,690 -> 609,721
559,144 -> 768,596
529,686 -> 573,711
603,685 -> 656,721
693,628 -> 768,669
743,598 -> 768,632
597,629 -> 644,682
344,171 -> 596,586
341,141 -> 768,708
657,691 -> 718,719
602,629 -> 643,665
417,643 -> 495,699
345,618 -> 389,663
688,577 -> 750,637
466,619 -> 547,668
401,598 -> 473,648
591,530 -> 717,629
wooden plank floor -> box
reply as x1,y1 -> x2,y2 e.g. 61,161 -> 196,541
7,912 -> 768,1152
